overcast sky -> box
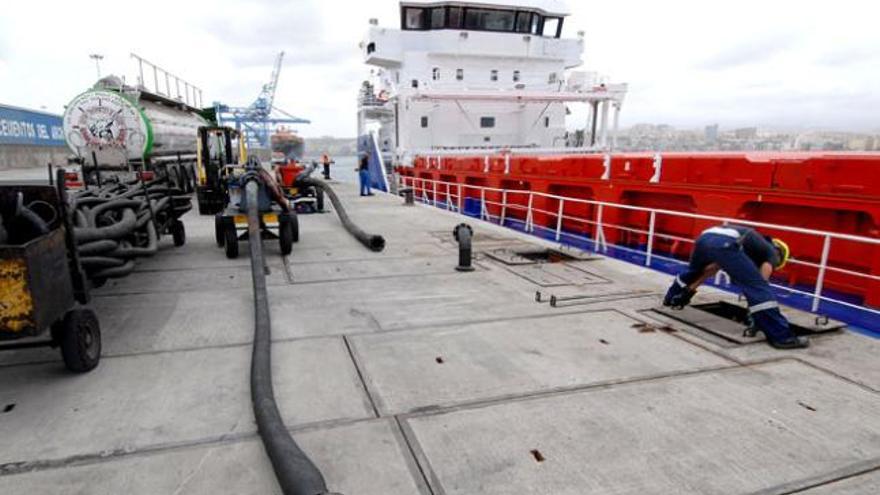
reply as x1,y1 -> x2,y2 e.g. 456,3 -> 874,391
1,0 -> 878,137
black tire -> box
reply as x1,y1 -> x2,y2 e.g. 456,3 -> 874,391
196,189 -> 210,215
56,309 -> 101,373
214,214 -> 225,247
288,211 -> 299,243
315,187 -> 325,212
279,214 -> 293,255
171,220 -> 186,247
224,224 -> 239,259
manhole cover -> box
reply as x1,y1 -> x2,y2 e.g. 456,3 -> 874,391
654,300 -> 845,344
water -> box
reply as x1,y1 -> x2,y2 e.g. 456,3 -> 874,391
305,155 -> 357,183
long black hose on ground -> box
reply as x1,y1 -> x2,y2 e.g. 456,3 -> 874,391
244,179 -> 331,495
299,177 -> 385,252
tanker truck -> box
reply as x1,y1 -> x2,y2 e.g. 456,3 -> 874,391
62,75 -> 208,190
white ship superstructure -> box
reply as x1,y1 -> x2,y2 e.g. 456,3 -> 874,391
358,0 -> 627,168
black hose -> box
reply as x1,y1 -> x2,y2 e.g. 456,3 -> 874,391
299,177 -> 385,252
244,179 -> 330,495
90,259 -> 136,279
74,208 -> 138,242
78,239 -> 118,255
80,256 -> 126,268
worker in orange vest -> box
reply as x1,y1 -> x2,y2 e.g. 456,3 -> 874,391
321,153 -> 333,180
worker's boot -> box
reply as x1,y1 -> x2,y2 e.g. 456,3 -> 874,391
752,308 -> 809,349
768,336 -> 810,349
663,277 -> 696,309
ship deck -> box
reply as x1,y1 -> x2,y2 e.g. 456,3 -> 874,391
1,170 -> 879,494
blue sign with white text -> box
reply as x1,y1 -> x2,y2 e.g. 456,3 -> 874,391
0,104 -> 66,147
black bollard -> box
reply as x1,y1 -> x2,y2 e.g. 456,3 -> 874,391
453,223 -> 475,272
401,187 -> 414,206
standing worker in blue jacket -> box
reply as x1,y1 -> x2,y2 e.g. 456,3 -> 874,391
357,152 -> 373,196
663,225 -> 809,349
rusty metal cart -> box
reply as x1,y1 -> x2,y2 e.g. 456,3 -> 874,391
0,175 -> 100,372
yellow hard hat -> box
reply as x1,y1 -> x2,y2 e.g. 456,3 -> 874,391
772,238 -> 790,269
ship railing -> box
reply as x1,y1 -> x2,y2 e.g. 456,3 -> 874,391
398,175 -> 880,322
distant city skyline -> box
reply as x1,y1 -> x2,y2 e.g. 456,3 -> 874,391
1,0 -> 878,137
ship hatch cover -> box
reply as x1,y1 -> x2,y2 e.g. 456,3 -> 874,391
653,301 -> 845,345
483,247 -> 599,266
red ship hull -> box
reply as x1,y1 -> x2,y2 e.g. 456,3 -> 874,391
400,152 -> 880,307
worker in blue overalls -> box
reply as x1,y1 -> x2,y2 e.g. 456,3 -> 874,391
663,225 -> 809,349
357,152 -> 373,196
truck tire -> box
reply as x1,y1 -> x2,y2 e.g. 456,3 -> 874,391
279,214 -> 293,255
224,224 -> 239,259
56,309 -> 101,373
214,214 -> 225,247
171,219 -> 186,246
315,187 -> 325,212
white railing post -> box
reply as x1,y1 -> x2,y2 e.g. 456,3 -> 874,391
445,183 -> 451,210
526,192 -> 534,232
645,211 -> 656,267
555,199 -> 564,241
457,183 -> 463,213
594,204 -> 606,252
422,178 -> 429,203
433,181 -> 438,207
500,191 -> 508,226
812,235 -> 832,312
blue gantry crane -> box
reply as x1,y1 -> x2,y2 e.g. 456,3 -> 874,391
214,51 -> 310,149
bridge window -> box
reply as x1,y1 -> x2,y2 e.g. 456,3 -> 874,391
542,17 -> 563,37
513,70 -> 521,82
530,14 -> 541,34
490,69 -> 498,81
548,72 -> 557,84
515,12 -> 533,33
448,7 -> 462,28
411,79 -> 419,88
432,67 -> 440,81
456,68 -> 464,81
431,7 -> 446,28
421,116 -> 428,128
403,8 -> 426,30
464,8 -> 515,32
480,117 -> 495,128
544,116 -> 550,128
366,42 -> 375,54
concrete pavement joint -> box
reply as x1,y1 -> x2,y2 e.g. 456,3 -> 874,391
343,335 -> 381,419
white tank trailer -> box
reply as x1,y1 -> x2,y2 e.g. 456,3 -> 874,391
62,76 -> 207,189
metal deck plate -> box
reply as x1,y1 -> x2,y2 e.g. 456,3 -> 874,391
653,300 -> 846,344
504,262 -> 609,287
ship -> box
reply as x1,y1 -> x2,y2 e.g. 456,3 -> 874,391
357,0 -> 880,333
270,126 -> 306,163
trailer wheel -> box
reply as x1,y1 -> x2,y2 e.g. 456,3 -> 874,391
286,211 -> 299,243
224,224 -> 239,259
214,214 -> 225,247
171,219 -> 186,247
315,187 -> 325,212
279,214 -> 294,255
56,309 -> 101,373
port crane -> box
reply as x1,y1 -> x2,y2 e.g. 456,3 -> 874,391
215,51 -> 310,149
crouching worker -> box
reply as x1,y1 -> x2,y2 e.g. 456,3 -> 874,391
663,225 -> 809,349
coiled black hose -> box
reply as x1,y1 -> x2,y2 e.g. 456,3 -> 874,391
244,179 -> 331,495
299,177 -> 385,252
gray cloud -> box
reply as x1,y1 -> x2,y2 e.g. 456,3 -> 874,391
695,33 -> 799,70
815,46 -> 879,67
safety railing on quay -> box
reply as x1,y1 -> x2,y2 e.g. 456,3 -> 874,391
398,175 -> 880,325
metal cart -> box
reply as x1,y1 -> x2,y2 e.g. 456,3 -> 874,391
0,178 -> 101,372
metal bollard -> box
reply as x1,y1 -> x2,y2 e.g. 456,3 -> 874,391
401,187 -> 414,206
453,223 -> 475,272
